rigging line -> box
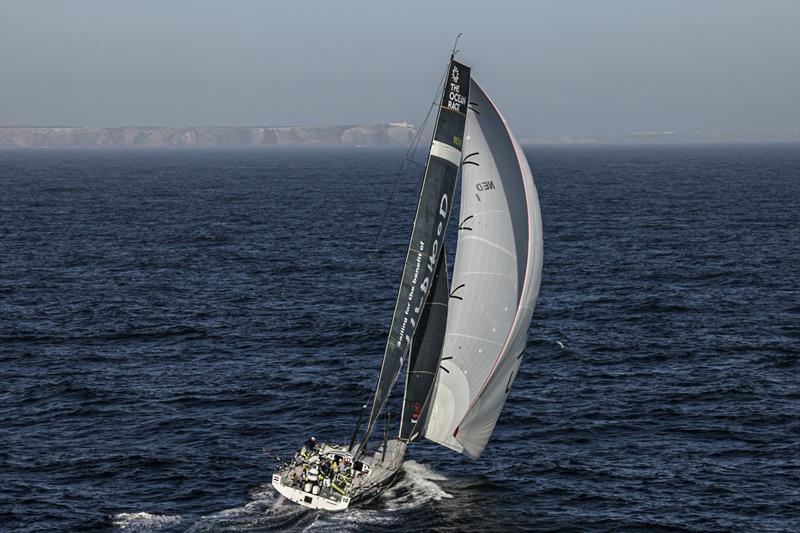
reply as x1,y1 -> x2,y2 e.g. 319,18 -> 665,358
407,63 -> 453,208
356,62 -> 450,455
357,63 -> 451,456
366,63 -> 449,265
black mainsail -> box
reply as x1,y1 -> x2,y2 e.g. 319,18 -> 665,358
360,58 -> 470,451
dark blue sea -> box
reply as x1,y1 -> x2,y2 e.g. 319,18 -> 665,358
1,144 -> 798,532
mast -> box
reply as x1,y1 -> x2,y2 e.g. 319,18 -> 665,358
358,55 -> 471,455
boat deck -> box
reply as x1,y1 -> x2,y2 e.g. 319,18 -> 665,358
272,439 -> 406,511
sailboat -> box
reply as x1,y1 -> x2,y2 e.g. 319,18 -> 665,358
272,48 -> 543,511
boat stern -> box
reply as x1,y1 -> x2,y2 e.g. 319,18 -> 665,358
271,471 -> 351,511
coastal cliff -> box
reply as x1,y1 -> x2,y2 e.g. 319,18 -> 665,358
0,123 -> 417,148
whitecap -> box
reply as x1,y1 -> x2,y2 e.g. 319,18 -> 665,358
112,512 -> 183,531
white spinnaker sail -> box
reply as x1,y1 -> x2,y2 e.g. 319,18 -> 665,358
424,79 -> 543,459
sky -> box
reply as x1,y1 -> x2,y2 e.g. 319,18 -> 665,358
1,0 -> 798,137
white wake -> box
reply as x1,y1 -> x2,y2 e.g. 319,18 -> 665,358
113,461 -> 450,531
382,460 -> 452,509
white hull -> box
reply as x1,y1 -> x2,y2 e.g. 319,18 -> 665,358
271,477 -> 353,511
272,439 -> 406,511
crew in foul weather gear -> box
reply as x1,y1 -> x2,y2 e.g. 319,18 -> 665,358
320,459 -> 331,477
279,435 -> 372,503
297,436 -> 316,461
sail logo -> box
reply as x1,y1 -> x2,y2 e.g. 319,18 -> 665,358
447,86 -> 466,113
476,180 -> 495,192
398,192 -> 449,347
445,62 -> 467,114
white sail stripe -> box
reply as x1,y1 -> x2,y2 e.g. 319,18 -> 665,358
467,209 -> 510,217
430,140 -> 462,166
460,235 -> 516,258
446,332 -> 504,346
458,271 -> 515,279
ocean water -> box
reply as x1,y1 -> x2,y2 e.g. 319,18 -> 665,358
1,144 -> 798,532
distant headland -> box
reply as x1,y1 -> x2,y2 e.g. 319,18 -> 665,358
0,123 -> 417,149
1,124 -> 796,149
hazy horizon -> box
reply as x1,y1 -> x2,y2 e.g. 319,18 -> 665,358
1,1 -> 798,138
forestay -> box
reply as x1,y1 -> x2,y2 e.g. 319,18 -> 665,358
360,60 -> 471,451
424,79 -> 543,459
